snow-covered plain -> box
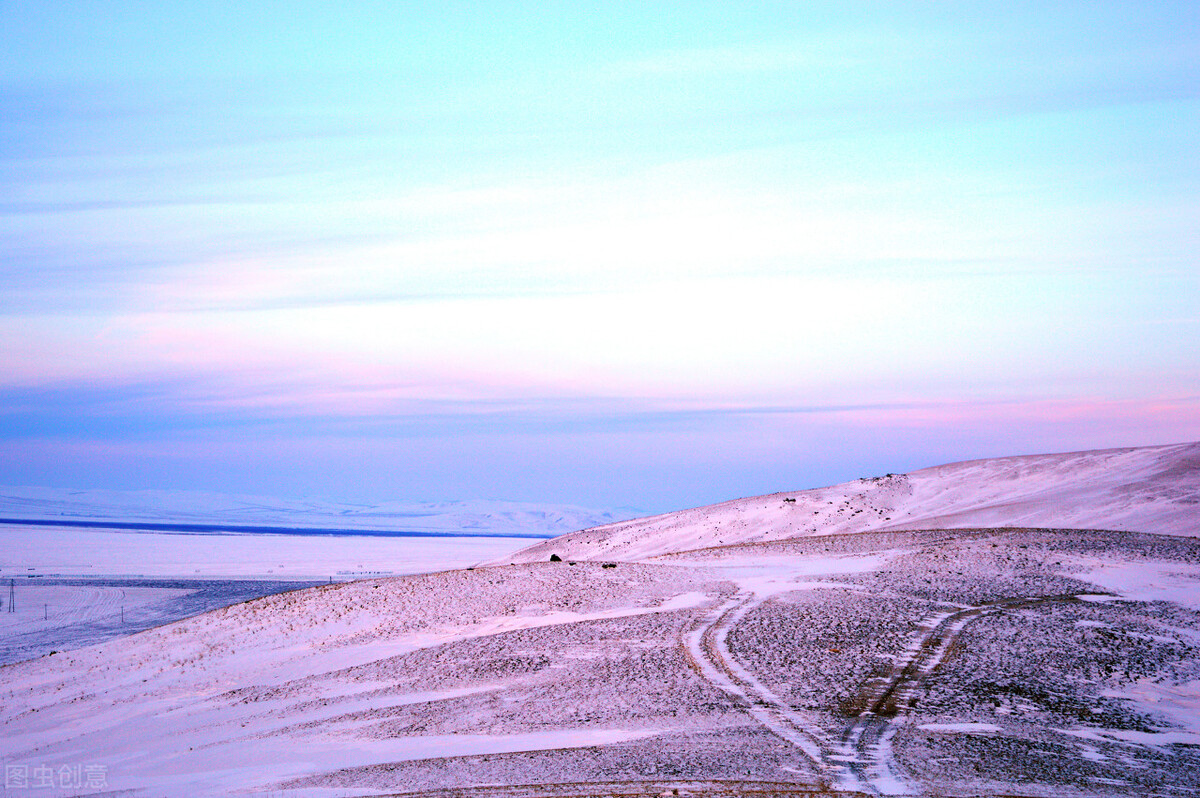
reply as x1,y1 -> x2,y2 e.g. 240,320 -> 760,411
1,442 -> 1198,797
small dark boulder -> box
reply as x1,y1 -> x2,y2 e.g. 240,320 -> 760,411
549,554 -> 562,562
601,562 -> 617,569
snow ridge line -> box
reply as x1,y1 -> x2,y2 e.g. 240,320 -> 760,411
684,592 -> 870,794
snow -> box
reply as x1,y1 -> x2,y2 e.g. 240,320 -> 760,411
677,552 -> 892,598
1064,557 -> 1200,610
683,594 -> 832,770
1101,679 -> 1200,740
0,562 -> 724,797
431,589 -> 712,641
1062,727 -> 1200,748
2,441 -> 1199,796
3,523 -> 1199,796
917,722 -> 1001,734
507,441 -> 1200,562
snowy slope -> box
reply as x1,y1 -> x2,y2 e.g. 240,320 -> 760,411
0,562 -> 732,797
5,530 -> 1200,797
0,487 -> 638,538
509,442 -> 1200,562
4,443 -> 1200,796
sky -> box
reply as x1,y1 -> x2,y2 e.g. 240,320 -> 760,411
1,1 -> 1198,513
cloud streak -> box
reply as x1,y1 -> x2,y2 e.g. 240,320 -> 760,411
2,1 -> 1198,507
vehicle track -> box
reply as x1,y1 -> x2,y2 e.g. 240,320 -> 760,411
684,593 -> 870,794
686,590 -> 1085,797
838,594 -> 1084,795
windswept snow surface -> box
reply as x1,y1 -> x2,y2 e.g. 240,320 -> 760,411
0,562 -> 758,797
4,529 -> 1200,797
509,442 -> 1200,562
4,443 -> 1200,797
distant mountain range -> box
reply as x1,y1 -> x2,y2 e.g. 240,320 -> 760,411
0,486 -> 642,538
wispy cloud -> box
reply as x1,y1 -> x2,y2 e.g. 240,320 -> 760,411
2,1 -> 1198,506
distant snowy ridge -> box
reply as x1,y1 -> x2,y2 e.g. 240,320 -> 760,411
509,441 -> 1200,561
0,487 -> 640,539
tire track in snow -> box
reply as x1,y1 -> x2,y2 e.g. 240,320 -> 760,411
839,594 -> 1084,796
687,589 -> 1086,797
684,592 -> 870,794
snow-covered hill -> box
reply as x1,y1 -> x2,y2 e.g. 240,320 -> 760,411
4,443 -> 1200,796
5,528 -> 1200,796
0,486 -> 639,538
509,442 -> 1200,562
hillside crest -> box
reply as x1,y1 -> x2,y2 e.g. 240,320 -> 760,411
509,441 -> 1200,562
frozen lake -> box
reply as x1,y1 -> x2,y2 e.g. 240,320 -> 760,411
0,525 -> 530,665
0,523 -> 530,580
0,577 -> 322,666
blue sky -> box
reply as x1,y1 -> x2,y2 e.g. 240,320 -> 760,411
2,2 -> 1198,512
